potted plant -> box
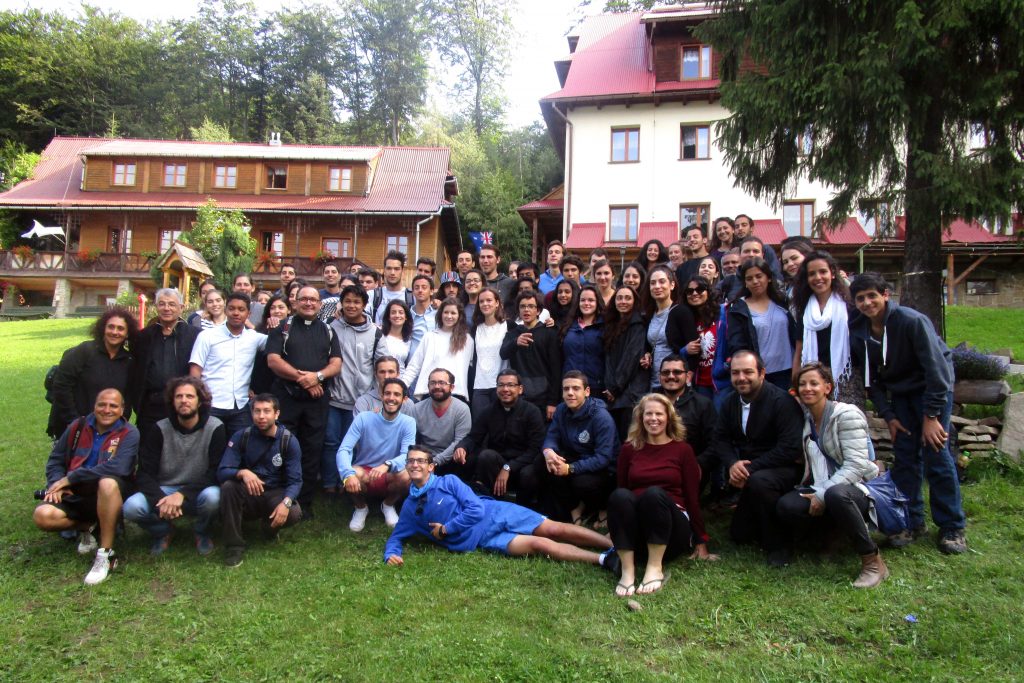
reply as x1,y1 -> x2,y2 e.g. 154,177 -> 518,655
312,248 -> 335,264
11,245 -> 34,267
952,342 -> 1011,406
255,251 -> 280,272
77,248 -> 100,264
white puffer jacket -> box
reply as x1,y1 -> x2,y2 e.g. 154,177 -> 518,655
802,401 -> 879,503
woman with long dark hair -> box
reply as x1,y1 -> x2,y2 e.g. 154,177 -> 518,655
619,261 -> 647,293
607,393 -> 715,596
379,299 -> 414,370
602,286 -> 650,441
548,279 -> 579,329
638,239 -> 668,273
727,258 -> 795,390
696,256 -> 720,289
791,250 -> 861,405
682,276 -> 721,398
643,265 -> 697,389
592,259 -> 616,308
402,297 -> 474,401
470,287 -> 509,417
47,306 -> 140,438
709,216 -> 737,260
780,240 -> 814,297
561,284 -> 605,396
251,295 -> 291,394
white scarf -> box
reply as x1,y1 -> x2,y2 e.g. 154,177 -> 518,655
801,294 -> 852,396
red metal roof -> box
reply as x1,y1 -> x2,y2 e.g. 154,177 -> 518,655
0,137 -> 453,214
637,221 -> 679,247
517,199 -> 563,212
818,217 -> 870,246
565,223 -> 606,249
753,219 -> 786,246
893,216 -> 1016,244
543,13 -> 652,101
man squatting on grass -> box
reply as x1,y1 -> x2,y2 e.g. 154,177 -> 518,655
383,445 -> 619,571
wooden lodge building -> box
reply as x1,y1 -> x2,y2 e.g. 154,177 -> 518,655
0,136 -> 461,316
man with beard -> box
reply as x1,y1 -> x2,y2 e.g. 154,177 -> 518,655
132,288 -> 199,442
371,250 -> 414,324
267,285 -> 342,518
353,356 -> 416,418
654,355 -> 718,492
218,393 -> 302,568
412,368 -> 472,476
123,376 -> 226,556
712,350 -> 804,566
337,378 -> 416,532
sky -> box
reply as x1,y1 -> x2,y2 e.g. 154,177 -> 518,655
0,0 -> 599,129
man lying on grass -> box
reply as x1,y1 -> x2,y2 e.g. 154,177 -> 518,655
384,445 -> 619,572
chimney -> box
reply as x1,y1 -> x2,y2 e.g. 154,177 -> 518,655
268,132 -> 282,147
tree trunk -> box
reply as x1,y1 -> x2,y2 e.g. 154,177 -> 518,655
901,96 -> 946,338
953,380 -> 1011,406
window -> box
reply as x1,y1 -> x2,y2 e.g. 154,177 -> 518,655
112,162 -> 136,186
608,206 -> 639,242
108,227 -> 133,253
783,201 -> 814,237
261,231 -> 283,256
969,123 -> 990,150
214,165 -> 237,189
163,163 -> 187,187
796,126 -> 814,156
679,204 -> 710,234
158,229 -> 182,252
680,125 -> 710,160
966,279 -> 996,295
858,200 -> 892,237
681,45 -> 712,80
386,234 -> 409,255
610,128 -> 640,163
266,165 -> 288,190
329,167 -> 353,192
322,238 -> 351,258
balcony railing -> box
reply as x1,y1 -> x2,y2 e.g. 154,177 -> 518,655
0,251 -> 155,274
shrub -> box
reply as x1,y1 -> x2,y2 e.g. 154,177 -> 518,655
952,342 -> 1008,381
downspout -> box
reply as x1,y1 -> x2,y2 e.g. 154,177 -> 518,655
551,104 -> 573,243
415,207 -> 443,264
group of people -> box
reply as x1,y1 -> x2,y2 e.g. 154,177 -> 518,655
36,222 -> 967,596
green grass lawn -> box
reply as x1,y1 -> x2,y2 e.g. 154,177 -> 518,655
2,317 -> 1024,681
947,305 -> 1024,360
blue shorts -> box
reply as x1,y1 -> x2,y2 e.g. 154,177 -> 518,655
477,500 -> 546,555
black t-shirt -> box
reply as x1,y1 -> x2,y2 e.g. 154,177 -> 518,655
266,316 -> 341,399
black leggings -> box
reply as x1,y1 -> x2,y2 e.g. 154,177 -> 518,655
607,487 -> 693,562
776,483 -> 877,555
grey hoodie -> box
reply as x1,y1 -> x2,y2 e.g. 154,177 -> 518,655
328,315 -> 381,410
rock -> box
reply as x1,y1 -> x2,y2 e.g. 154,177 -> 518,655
964,442 -> 996,451
868,417 -> 889,430
953,380 -> 1011,406
978,416 -> 1004,427
989,355 -> 1012,368
1008,364 -> 1024,375
992,348 -> 1014,361
958,434 -> 992,443
997,393 -> 1024,463
949,415 -> 976,426
627,599 -> 643,612
962,425 -> 999,436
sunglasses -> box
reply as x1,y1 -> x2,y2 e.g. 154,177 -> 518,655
685,287 -> 707,295
660,369 -> 686,376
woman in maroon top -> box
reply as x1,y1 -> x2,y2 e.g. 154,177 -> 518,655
607,393 -> 716,596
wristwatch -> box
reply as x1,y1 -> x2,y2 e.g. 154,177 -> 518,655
502,463 -> 511,472
316,371 -> 325,383
567,463 -> 576,475
282,498 -> 293,509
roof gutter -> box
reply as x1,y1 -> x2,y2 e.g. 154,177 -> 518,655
415,207 -> 443,263
0,204 -> 453,217
550,103 -> 573,244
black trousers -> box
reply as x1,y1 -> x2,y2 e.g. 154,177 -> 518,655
471,449 -> 539,507
776,483 -> 877,555
535,459 -> 613,522
220,480 -> 301,550
276,395 -> 328,510
607,487 -> 693,563
730,464 -> 802,552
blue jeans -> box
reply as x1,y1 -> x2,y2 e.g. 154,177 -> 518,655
211,406 -> 252,440
122,485 -> 221,537
890,391 -> 965,531
322,406 -> 354,489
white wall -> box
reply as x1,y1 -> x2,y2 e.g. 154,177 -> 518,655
564,102 -> 836,240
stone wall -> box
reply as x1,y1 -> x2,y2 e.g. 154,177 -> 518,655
951,265 -> 1024,307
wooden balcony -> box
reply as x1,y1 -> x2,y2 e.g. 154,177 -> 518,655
0,251 -> 155,276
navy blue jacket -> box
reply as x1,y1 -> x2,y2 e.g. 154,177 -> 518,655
543,397 -> 618,473
562,319 -> 605,394
218,424 -> 302,501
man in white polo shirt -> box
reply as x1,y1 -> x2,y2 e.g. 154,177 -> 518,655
189,293 -> 268,437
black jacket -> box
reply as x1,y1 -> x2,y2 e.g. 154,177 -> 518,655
604,311 -> 650,410
135,411 -> 227,506
727,298 -> 796,360
131,319 -> 199,419
500,323 -> 562,409
712,381 -> 803,473
456,398 -> 546,475
47,340 -> 134,438
657,387 -> 717,464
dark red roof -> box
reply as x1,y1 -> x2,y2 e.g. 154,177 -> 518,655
543,13 -> 650,101
565,223 -> 606,249
637,222 -> 679,247
753,219 -> 786,246
893,216 -> 1016,244
0,137 -> 454,214
518,198 -> 563,212
818,217 -> 870,246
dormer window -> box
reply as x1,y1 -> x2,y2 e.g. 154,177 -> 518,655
266,164 -> 288,190
329,166 -> 352,191
681,45 -> 712,80
112,162 -> 136,186
164,163 -> 187,187
214,164 -> 237,188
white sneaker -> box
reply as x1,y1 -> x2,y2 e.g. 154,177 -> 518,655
77,527 -> 98,555
349,506 -> 369,532
381,503 -> 399,528
84,548 -> 117,586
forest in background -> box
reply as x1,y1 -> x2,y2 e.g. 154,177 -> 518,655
0,0 -> 564,260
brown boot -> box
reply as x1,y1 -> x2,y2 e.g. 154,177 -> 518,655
853,550 -> 889,589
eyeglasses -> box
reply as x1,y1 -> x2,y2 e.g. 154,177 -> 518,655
496,382 -> 520,389
407,457 -> 431,466
519,303 -> 538,310
297,297 -> 320,304
660,369 -> 686,376
685,287 -> 707,295
428,381 -> 451,387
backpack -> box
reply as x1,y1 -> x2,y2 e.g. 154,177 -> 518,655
371,288 -> 414,322
238,425 -> 294,464
278,315 -> 335,356
44,364 -> 59,404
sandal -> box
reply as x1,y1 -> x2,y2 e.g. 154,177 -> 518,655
615,581 -> 636,597
591,510 -> 608,531
637,572 -> 671,595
